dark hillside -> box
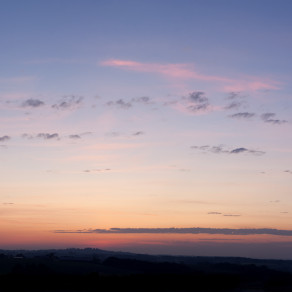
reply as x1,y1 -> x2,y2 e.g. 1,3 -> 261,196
0,249 -> 292,291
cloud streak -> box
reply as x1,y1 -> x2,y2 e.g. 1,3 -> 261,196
261,113 -> 287,125
101,59 -> 279,91
101,59 -> 230,82
191,145 -> 265,156
83,168 -> 111,173
54,227 -> 292,236
229,112 -> 256,119
22,133 -> 60,140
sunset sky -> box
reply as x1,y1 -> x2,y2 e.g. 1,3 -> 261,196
1,0 -> 292,259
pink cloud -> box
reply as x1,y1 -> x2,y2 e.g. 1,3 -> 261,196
101,59 -> 280,92
101,59 -> 230,82
224,80 -> 280,92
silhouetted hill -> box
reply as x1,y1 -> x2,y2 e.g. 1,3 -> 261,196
0,248 -> 292,291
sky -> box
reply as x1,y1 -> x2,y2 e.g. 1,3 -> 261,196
1,0 -> 292,259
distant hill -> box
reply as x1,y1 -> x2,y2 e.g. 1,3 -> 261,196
0,248 -> 292,291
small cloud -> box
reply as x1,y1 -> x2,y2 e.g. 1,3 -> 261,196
0,135 -> 10,142
69,134 -> 81,139
191,145 -> 228,154
230,147 -> 248,154
2,202 -> 14,205
208,212 -> 222,215
167,91 -> 211,115
225,101 -> 245,110
22,133 -> 60,140
105,96 -> 153,110
229,112 -> 256,119
191,145 -> 265,156
185,91 -> 210,113
224,92 -> 247,110
261,113 -> 287,125
131,96 -> 152,104
37,133 -> 60,140
231,147 -> 265,156
284,170 -> 292,174
83,168 -> 111,173
132,131 -> 144,136
52,95 -> 83,110
106,99 -> 132,109
270,200 -> 280,203
22,98 -> 45,108
223,214 -> 241,217
188,91 -> 208,103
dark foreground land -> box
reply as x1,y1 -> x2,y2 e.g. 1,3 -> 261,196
0,248 -> 292,291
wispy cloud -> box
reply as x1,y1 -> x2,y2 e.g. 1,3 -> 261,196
22,132 -> 90,141
54,227 -> 292,236
229,112 -> 256,119
101,59 -> 279,91
37,133 -> 60,140
261,113 -> 287,125
225,101 -> 244,110
22,133 -> 60,140
106,99 -> 132,109
132,131 -> 144,136
191,145 -> 265,156
83,168 -> 111,173
52,95 -> 84,110
284,170 -> 292,174
101,59 -> 230,82
223,214 -> 241,217
106,96 -> 153,110
69,134 -> 81,139
131,96 -> 153,104
224,92 -> 247,110
208,212 -> 240,217
168,91 -> 212,115
105,131 -> 145,138
223,80 -> 279,92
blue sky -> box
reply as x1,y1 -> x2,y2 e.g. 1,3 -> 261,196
1,0 -> 292,259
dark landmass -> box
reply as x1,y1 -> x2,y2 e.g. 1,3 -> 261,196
0,248 -> 292,291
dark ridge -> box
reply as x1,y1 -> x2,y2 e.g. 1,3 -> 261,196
0,248 -> 292,291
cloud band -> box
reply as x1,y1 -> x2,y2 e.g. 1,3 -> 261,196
54,227 -> 292,236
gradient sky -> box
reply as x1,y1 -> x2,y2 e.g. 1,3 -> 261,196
1,0 -> 292,259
